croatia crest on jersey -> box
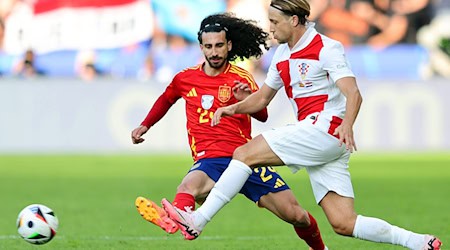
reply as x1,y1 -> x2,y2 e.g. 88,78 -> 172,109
218,85 -> 232,103
201,95 -> 214,110
298,63 -> 313,88
299,63 -> 309,80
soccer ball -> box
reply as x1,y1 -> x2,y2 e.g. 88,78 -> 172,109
16,204 -> 59,245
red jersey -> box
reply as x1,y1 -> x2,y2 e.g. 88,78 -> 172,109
164,63 -> 259,161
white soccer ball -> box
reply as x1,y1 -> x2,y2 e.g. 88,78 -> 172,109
16,204 -> 59,245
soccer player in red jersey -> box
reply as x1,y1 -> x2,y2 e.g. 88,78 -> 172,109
132,13 -> 327,250
161,1 -> 442,250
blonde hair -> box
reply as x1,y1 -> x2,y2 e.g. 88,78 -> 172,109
270,0 -> 310,24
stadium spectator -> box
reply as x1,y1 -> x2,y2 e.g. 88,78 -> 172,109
316,0 -> 371,46
0,0 -> 441,79
348,0 -> 382,44
307,0 -> 329,20
0,17 -> 3,76
151,0 -> 226,43
350,0 -> 432,48
13,49 -> 43,78
417,10 -> 450,78
137,54 -> 156,82
150,34 -> 202,83
391,0 -> 433,43
132,13 -> 328,250
162,1 -> 443,250
0,17 -> 4,50
75,50 -> 100,82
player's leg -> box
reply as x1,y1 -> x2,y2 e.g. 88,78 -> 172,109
173,169 -> 215,211
318,192 -> 356,236
259,190 -> 326,250
313,158 -> 442,250
162,121 -> 327,239
137,160 -> 216,235
305,152 -> 356,236
173,158 -> 235,211
163,158 -> 242,240
320,192 -> 441,250
239,164 -> 326,249
193,135 -> 284,228
162,136 -> 282,240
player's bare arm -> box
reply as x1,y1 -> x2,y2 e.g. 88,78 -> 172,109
232,81 -> 269,122
334,77 -> 362,152
212,84 -> 277,126
131,125 -> 149,144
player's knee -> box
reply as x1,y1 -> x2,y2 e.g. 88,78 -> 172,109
233,146 -> 258,167
284,206 -> 310,227
232,146 -> 247,162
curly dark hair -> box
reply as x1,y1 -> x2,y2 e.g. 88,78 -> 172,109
197,13 -> 270,62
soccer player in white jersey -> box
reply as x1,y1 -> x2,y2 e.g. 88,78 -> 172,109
161,0 -> 442,249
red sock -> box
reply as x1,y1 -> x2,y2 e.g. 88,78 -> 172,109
294,212 -> 325,250
172,193 -> 195,211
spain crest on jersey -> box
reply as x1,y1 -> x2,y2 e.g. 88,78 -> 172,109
201,95 -> 214,110
218,85 -> 232,103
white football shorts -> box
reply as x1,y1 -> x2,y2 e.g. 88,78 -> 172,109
262,113 -> 355,203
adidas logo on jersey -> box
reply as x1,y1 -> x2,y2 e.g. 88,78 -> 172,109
187,88 -> 197,97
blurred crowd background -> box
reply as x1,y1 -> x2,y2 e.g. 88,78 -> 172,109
0,0 -> 449,83
2,0 -> 450,153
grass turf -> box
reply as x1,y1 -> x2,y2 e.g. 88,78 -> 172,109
0,153 -> 448,249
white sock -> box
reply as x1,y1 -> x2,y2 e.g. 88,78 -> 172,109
352,215 -> 426,249
194,160 -> 252,230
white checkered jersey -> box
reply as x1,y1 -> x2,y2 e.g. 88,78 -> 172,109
265,22 -> 355,121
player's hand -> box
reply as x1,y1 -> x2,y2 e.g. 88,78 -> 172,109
211,106 -> 236,126
131,125 -> 149,144
333,122 -> 357,152
232,81 -> 251,101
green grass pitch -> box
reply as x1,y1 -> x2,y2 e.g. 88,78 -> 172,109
0,153 -> 448,249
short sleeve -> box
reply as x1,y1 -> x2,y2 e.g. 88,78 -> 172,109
320,41 -> 355,83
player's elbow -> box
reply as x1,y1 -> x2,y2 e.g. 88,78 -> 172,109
251,108 -> 268,122
258,111 -> 268,122
356,90 -> 363,107
349,87 -> 363,107
251,115 -> 267,122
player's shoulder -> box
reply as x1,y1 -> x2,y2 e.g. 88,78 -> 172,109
169,64 -> 200,83
228,63 -> 252,76
271,44 -> 291,62
178,64 -> 202,74
227,64 -> 255,82
318,33 -> 344,50
175,64 -> 202,77
227,63 -> 258,88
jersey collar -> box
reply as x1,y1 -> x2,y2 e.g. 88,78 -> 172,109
291,22 -> 318,52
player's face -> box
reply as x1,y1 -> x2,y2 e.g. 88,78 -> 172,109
268,7 -> 294,44
200,31 -> 231,69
